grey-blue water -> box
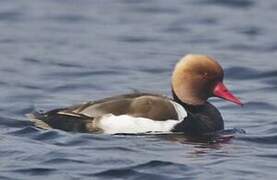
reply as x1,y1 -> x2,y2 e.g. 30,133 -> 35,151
0,0 -> 277,179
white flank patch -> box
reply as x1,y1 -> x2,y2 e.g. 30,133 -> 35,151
98,114 -> 179,134
98,101 -> 187,134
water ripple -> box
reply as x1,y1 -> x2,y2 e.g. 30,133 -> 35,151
225,67 -> 277,80
7,126 -> 40,136
196,0 -> 254,8
256,154 -> 277,159
0,117 -> 32,128
243,101 -> 276,111
42,158 -> 86,165
91,146 -> 139,152
44,69 -> 127,78
11,167 -> 56,176
33,131 -> 63,141
237,26 -> 262,37
239,135 -> 277,144
118,35 -> 160,43
49,15 -> 92,23
0,11 -> 23,21
93,160 -> 190,179
23,57 -> 86,69
22,57 -> 41,64
0,176 -> 14,180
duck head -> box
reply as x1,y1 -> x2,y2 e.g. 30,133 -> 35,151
172,54 -> 242,106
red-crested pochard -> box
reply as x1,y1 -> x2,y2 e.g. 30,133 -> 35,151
28,54 -> 242,135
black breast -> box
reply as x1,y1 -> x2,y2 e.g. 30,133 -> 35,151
172,91 -> 224,135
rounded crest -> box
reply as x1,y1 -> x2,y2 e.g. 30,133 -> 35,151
172,54 -> 224,105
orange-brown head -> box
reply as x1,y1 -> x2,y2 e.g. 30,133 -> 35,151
172,54 -> 242,106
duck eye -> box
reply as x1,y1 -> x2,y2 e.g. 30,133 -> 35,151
202,72 -> 208,79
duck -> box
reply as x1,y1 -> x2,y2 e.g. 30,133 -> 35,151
28,54 -> 242,135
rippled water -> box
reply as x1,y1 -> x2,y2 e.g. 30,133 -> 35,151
1,0 -> 277,179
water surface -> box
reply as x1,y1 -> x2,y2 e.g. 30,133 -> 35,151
0,0 -> 277,179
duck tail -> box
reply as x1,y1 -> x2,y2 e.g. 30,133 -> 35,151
26,109 -> 91,132
26,111 -> 52,130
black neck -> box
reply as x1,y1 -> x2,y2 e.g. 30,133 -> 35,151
171,89 -> 205,113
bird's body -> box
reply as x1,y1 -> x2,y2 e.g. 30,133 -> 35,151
29,93 -> 223,135
28,54 -> 242,135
